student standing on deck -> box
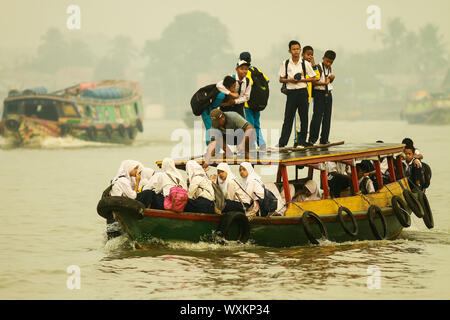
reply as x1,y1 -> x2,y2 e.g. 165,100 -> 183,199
218,52 -> 269,151
218,60 -> 252,118
294,46 -> 320,147
278,40 -> 318,147
308,50 -> 336,146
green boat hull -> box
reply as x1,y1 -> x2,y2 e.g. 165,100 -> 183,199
114,207 -> 404,248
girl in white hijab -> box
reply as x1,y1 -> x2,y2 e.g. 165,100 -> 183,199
110,160 -> 143,198
216,162 -> 247,212
184,160 -> 215,214
138,167 -> 155,191
293,180 -> 322,202
239,162 -> 265,202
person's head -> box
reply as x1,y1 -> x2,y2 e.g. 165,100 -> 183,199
210,108 -> 226,128
223,75 -> 236,91
304,180 -> 317,197
129,165 -> 140,177
323,50 -> 336,68
217,169 -> 227,181
239,162 -> 254,179
402,138 -> 414,149
239,51 -> 251,64
302,45 -> 314,62
239,165 -> 248,178
236,60 -> 250,80
404,147 -> 415,163
288,40 -> 301,58
356,163 -> 365,179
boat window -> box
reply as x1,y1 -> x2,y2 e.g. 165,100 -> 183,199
61,103 -> 79,117
24,99 -> 59,121
4,100 -> 24,115
114,106 -> 122,119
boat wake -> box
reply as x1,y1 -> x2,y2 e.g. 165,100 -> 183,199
0,135 -> 118,150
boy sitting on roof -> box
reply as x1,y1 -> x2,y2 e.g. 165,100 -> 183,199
203,109 -> 255,169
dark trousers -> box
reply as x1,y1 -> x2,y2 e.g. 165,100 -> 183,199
223,199 -> 245,213
309,90 -> 333,144
184,197 -> 216,214
278,88 -> 309,147
220,103 -> 244,117
328,174 -> 350,198
136,190 -> 164,209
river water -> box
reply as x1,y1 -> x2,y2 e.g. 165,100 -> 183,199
0,118 -> 449,300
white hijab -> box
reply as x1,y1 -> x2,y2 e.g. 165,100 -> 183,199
296,180 -> 321,202
216,162 -> 234,195
139,167 -> 155,189
186,160 -> 214,201
162,158 -> 187,190
186,160 -> 207,182
240,162 -> 264,200
112,160 -> 143,183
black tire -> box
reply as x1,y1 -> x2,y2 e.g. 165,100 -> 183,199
118,124 -> 126,138
136,119 -> 144,132
418,191 -> 434,229
5,119 -> 20,131
391,196 -> 411,228
403,189 -> 424,218
97,196 -> 145,221
60,123 -> 72,137
337,206 -> 359,236
104,124 -> 113,139
217,211 -> 250,243
367,205 -> 387,240
127,126 -> 135,139
301,211 -> 328,244
87,126 -> 97,140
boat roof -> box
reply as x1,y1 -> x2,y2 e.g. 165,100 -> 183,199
156,142 -> 405,168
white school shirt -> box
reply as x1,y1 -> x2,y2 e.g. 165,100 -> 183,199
359,176 -> 375,194
216,73 -> 252,105
314,63 -> 334,91
326,162 -> 351,180
278,58 -> 317,90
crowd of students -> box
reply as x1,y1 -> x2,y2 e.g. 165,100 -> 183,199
199,40 -> 336,164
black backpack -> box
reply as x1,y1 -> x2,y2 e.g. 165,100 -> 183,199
247,66 -> 270,111
422,162 -> 432,189
190,84 -> 219,116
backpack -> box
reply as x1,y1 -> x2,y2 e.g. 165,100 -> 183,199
211,182 -> 226,214
247,67 -> 270,111
422,162 -> 432,189
280,59 -> 289,95
164,186 -> 188,213
258,186 -> 278,217
190,84 -> 220,116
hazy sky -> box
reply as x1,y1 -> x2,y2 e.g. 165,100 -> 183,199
1,0 -> 449,58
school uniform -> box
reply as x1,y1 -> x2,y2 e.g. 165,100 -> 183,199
201,91 -> 227,146
184,160 -> 216,214
326,162 -> 351,198
308,63 -> 334,145
294,63 -> 320,145
278,58 -> 318,147
216,163 -> 247,213
404,158 -> 424,191
359,176 -> 375,194
217,73 -> 251,118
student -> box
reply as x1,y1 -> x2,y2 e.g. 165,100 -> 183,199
403,146 -> 424,191
294,46 -> 320,147
326,161 -> 352,198
218,60 -> 252,117
138,167 -> 155,192
278,40 -> 318,147
143,158 -> 187,209
239,162 -> 265,215
216,162 -> 248,212
184,160 -> 216,214
356,163 -> 375,194
402,138 -> 423,159
204,109 -> 255,168
202,76 -> 237,146
293,180 -> 321,202
219,51 -> 268,151
110,160 -> 143,198
308,50 -> 336,146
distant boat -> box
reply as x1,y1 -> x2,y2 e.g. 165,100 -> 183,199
401,90 -> 450,125
0,80 -> 144,145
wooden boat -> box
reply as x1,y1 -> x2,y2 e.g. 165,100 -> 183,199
98,142 -> 434,248
401,90 -> 450,125
0,80 -> 144,145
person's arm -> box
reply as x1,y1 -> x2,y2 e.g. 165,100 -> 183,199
187,176 -> 200,199
234,81 -> 252,105
237,124 -> 255,158
301,62 -> 319,84
217,80 -> 239,99
204,140 -> 217,169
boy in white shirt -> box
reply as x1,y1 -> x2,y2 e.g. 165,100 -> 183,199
278,40 -> 318,147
